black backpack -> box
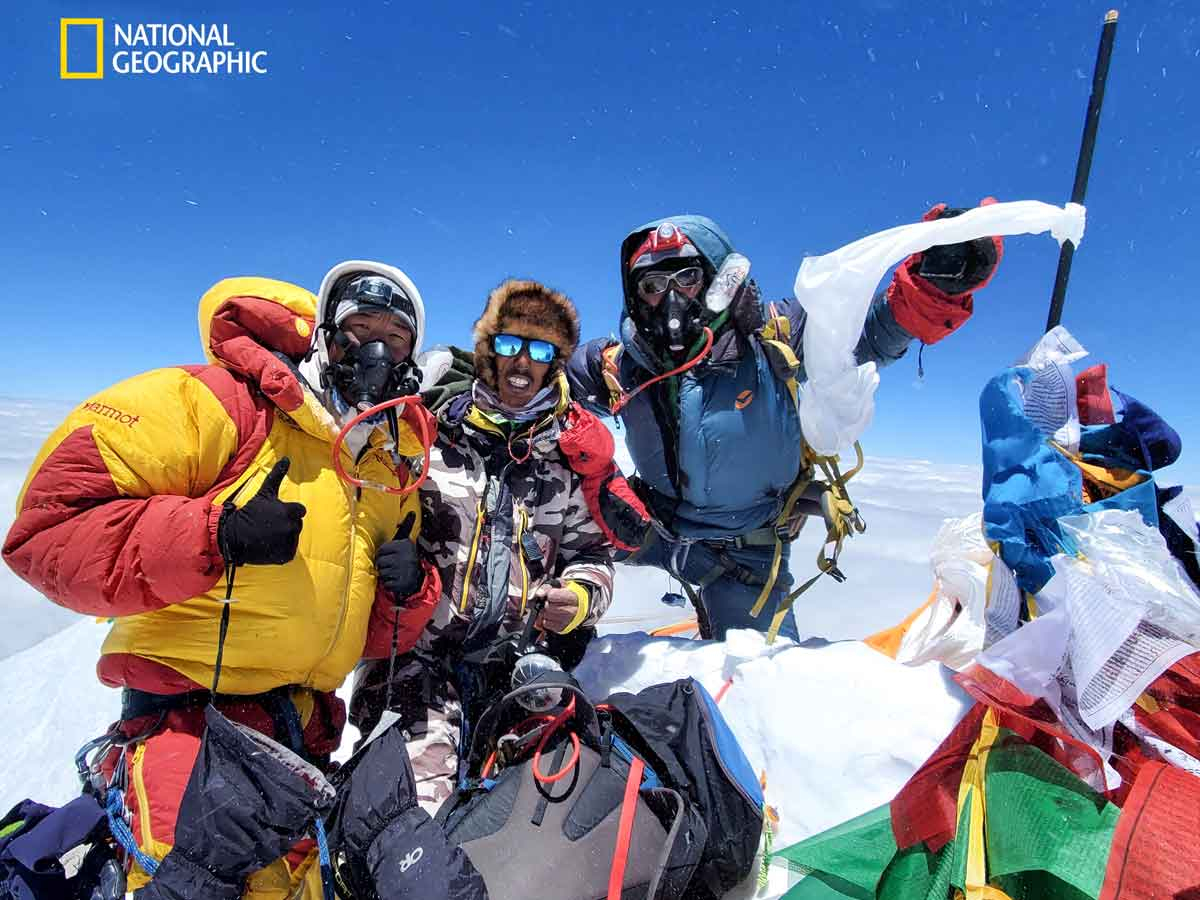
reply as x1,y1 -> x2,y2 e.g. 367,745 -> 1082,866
599,679 -> 765,899
438,675 -> 763,900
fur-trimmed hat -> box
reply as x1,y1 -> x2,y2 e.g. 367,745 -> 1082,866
472,279 -> 580,390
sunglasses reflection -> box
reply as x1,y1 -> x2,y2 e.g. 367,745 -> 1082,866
493,333 -> 558,364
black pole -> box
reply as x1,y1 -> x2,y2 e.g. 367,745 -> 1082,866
1045,10 -> 1119,333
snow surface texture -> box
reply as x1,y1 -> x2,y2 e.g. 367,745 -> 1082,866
0,398 -> 82,658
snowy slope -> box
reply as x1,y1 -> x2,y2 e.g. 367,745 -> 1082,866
0,398 -> 82,659
0,620 -> 113,802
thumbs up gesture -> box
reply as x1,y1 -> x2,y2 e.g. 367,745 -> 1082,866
216,457 -> 307,567
374,511 -> 425,602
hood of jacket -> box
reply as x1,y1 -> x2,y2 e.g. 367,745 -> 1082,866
198,275 -> 425,456
617,215 -> 763,372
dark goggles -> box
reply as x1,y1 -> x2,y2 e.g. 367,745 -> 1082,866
635,266 -> 704,302
493,333 -> 557,364
337,275 -> 417,323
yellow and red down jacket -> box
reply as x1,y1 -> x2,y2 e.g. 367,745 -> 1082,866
2,277 -> 439,696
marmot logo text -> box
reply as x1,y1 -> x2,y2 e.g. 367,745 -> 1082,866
82,401 -> 140,427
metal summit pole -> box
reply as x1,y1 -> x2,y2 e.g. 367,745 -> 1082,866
1045,9 -> 1119,333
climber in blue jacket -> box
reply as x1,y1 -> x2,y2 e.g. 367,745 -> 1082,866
567,207 -> 1003,641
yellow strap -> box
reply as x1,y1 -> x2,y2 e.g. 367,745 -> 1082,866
956,709 -> 1002,900
812,444 -> 866,573
1135,692 -> 1163,715
558,581 -> 591,635
748,537 -> 785,621
748,472 -> 812,620
459,499 -> 486,614
600,343 -> 626,411
764,567 -> 825,642
759,336 -> 800,410
758,445 -> 868,643
760,303 -> 792,342
757,306 -> 802,412
516,508 -> 530,617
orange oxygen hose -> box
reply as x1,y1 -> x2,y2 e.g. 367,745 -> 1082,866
611,327 -> 714,414
331,395 -> 435,496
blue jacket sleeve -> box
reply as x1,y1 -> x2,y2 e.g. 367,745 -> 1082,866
566,338 -> 616,418
774,292 -> 915,383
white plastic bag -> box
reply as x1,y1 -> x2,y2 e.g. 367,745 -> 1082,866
1058,508 -> 1200,647
894,513 -> 1020,671
1014,325 -> 1089,452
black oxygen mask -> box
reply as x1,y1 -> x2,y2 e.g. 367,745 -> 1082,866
661,288 -> 706,356
327,333 -> 421,410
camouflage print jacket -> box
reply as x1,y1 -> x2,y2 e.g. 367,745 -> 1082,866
412,377 -> 615,656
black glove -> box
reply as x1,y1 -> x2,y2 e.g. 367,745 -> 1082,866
325,721 -> 489,900
375,512 -> 424,599
916,201 -> 1003,295
599,472 -> 652,549
134,706 -> 336,900
217,457 -> 306,567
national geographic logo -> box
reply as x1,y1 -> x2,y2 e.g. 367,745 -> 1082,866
59,19 -> 103,79
60,19 -> 269,79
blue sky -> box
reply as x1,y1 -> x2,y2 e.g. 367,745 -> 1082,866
3,1 -> 1198,482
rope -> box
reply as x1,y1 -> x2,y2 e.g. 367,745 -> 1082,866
532,697 -> 581,785
383,604 -> 401,716
714,677 -> 734,704
105,788 -> 160,877
507,422 -> 537,464
313,818 -> 335,900
211,557 -> 237,695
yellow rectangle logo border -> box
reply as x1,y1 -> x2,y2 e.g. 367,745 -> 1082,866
60,18 -> 104,79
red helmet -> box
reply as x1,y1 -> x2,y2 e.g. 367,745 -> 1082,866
627,221 -> 701,273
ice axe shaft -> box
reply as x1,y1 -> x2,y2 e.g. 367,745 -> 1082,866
516,594 -> 550,656
1045,9 -> 1119,333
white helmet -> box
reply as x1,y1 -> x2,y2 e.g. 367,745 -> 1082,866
297,260 -> 428,414
310,260 -> 427,373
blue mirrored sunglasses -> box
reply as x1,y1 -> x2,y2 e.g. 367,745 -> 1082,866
493,333 -> 557,364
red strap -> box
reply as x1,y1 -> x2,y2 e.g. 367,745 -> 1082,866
714,677 -> 734,704
608,756 -> 645,900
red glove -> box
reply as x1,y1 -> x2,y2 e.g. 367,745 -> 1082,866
558,404 -> 651,552
888,197 -> 1005,345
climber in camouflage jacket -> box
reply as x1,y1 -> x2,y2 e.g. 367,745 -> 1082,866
350,279 -> 620,812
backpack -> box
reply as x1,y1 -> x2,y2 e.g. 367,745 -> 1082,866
599,679 -> 765,900
438,675 -> 762,900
